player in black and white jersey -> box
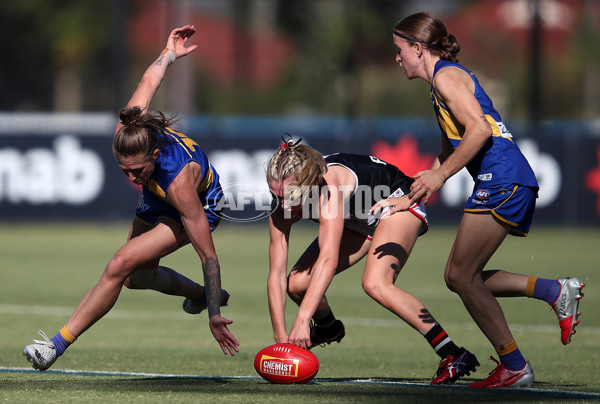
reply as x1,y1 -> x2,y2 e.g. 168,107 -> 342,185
265,137 -> 479,385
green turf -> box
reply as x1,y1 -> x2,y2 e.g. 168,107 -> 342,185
1,222 -> 599,403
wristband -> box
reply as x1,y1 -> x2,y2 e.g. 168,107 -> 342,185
160,48 -> 176,65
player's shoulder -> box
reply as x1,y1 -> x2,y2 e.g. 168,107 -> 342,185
434,64 -> 471,87
433,65 -> 475,102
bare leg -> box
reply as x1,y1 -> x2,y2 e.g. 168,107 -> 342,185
287,231 -> 370,317
361,211 -> 434,332
482,270 -> 530,297
444,212 -> 514,347
124,219 -> 202,299
65,221 -> 185,337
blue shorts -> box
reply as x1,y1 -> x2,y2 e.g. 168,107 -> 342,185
464,183 -> 537,237
135,188 -> 222,232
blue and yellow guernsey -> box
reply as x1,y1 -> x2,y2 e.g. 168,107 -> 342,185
431,60 -> 538,189
145,127 -> 220,205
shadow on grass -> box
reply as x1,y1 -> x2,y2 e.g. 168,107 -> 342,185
4,373 -> 599,403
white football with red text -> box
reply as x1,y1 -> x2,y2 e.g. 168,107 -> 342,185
254,343 -> 319,384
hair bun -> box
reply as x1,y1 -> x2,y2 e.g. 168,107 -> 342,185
119,106 -> 143,126
280,133 -> 303,150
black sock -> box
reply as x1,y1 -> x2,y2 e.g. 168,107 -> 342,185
424,323 -> 460,359
313,309 -> 335,328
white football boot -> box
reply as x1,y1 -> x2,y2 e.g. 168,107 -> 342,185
23,330 -> 57,371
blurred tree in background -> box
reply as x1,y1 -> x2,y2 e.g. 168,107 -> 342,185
0,0 -> 112,111
0,0 -> 598,120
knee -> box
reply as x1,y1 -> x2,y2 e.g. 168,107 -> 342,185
286,272 -> 307,303
103,256 -> 125,281
286,280 -> 304,303
444,276 -> 458,293
444,266 -> 469,294
107,251 -> 132,274
361,276 -> 383,302
105,252 -> 139,288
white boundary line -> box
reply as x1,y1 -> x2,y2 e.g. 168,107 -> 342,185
1,366 -> 599,400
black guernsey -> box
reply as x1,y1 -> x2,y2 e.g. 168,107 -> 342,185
323,153 -> 414,232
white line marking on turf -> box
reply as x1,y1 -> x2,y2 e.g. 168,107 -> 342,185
2,367 -> 599,400
2,303 -> 599,335
0,366 -> 260,379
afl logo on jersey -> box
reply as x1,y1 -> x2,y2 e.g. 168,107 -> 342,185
473,189 -> 490,204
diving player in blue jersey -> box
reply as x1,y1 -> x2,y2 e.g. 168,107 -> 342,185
266,137 -> 478,385
388,12 -> 584,388
23,25 -> 239,371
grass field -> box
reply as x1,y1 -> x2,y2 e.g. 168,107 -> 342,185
1,221 -> 599,403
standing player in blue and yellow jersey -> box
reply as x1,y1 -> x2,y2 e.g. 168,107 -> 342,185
383,12 -> 585,388
23,25 -> 239,371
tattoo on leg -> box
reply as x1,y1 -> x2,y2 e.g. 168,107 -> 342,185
202,257 -> 221,318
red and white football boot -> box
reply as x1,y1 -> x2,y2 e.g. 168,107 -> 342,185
551,277 -> 585,345
431,347 -> 480,385
469,357 -> 534,388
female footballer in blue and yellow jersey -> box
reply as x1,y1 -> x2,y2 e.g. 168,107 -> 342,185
23,25 -> 239,373
430,59 -> 538,236
388,12 -> 584,388
136,127 -> 222,232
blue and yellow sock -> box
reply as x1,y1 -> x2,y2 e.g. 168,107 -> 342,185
526,276 -> 560,304
496,339 -> 526,371
50,326 -> 77,357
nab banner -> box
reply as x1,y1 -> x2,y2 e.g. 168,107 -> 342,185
1,114 -> 599,226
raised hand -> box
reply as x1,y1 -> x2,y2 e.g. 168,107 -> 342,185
165,25 -> 198,58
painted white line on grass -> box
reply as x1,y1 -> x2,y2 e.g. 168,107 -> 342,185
0,366 -> 260,380
2,303 -> 599,335
2,367 -> 599,400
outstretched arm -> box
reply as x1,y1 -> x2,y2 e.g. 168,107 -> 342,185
115,25 -> 198,134
267,209 -> 293,344
169,163 -> 240,356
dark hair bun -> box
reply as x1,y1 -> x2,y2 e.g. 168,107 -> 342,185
119,106 -> 143,126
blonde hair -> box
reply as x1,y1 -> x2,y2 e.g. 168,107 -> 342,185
265,136 -> 327,205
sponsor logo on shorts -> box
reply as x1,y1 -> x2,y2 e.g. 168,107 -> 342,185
477,173 -> 493,181
472,189 -> 490,204
137,194 -> 150,212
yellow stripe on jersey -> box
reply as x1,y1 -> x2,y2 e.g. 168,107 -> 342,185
165,127 -> 200,156
432,95 -> 514,144
147,179 -> 167,200
433,97 -> 464,141
147,162 -> 213,200
197,164 -> 214,193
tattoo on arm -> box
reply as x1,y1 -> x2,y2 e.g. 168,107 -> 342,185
202,257 -> 222,318
153,56 -> 166,66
